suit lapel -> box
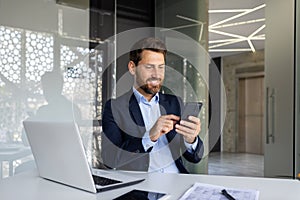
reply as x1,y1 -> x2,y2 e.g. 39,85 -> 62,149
158,93 -> 168,116
129,93 -> 145,127
159,93 -> 176,141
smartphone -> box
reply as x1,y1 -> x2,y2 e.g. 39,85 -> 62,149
181,102 -> 203,121
113,189 -> 170,200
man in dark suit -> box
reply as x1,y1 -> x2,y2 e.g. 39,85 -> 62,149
101,37 -> 203,173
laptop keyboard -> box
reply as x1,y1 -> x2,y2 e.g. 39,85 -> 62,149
92,175 -> 121,186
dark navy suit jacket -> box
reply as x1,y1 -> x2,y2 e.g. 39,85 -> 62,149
101,90 -> 204,173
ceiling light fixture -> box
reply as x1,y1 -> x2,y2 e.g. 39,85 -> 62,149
209,49 -> 252,52
209,4 -> 266,54
210,4 -> 266,28
161,14 -> 206,42
212,18 -> 265,29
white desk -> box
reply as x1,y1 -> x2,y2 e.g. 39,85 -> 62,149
0,170 -> 300,200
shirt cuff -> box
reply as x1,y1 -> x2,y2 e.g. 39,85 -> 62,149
142,131 -> 157,152
184,137 -> 198,153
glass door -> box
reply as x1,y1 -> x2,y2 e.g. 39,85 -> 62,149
295,0 -> 300,178
264,0 -> 295,178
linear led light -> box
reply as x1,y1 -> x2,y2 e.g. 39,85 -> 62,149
208,4 -> 266,54
209,39 -> 242,44
209,9 -> 250,13
210,4 -> 266,28
209,29 -> 246,40
210,18 -> 265,29
251,35 -> 265,40
247,39 -> 256,52
249,24 -> 266,38
209,20 -> 265,51
175,15 -> 206,41
161,15 -> 205,41
209,36 -> 265,52
210,39 -> 240,44
210,38 -> 245,49
209,49 -> 252,52
161,23 -> 199,31
210,36 -> 265,46
176,15 -> 205,24
246,25 -> 266,52
209,35 -> 267,44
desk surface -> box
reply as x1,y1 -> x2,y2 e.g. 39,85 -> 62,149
0,170 -> 300,200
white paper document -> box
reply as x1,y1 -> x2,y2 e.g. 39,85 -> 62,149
179,182 -> 259,200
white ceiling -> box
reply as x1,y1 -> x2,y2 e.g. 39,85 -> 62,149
209,0 -> 265,58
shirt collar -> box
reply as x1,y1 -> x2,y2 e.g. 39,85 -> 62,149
132,87 -> 159,104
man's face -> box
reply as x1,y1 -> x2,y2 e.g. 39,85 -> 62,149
129,50 -> 165,96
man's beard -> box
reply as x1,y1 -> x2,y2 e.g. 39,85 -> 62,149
139,78 -> 162,95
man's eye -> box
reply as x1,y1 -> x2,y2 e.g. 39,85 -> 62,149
158,65 -> 165,69
145,65 -> 153,69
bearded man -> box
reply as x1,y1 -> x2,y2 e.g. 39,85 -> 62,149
101,37 -> 203,174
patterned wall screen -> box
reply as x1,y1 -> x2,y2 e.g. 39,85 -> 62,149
0,25 -> 103,144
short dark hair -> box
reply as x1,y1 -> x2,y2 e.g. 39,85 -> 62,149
129,37 -> 167,66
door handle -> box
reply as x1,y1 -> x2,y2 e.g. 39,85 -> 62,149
266,87 -> 275,144
266,87 -> 269,144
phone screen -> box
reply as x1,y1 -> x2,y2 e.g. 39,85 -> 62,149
113,189 -> 169,200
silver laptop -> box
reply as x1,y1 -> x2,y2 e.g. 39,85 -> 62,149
23,120 -> 144,193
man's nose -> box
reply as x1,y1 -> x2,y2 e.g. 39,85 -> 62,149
151,70 -> 161,79
151,66 -> 163,77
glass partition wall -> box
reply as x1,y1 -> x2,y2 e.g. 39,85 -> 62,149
0,0 -> 209,178
0,0 -> 114,177
155,0 -> 209,174
2,0 -> 300,180
10,0 -> 300,179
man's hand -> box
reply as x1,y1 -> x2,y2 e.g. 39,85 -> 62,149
149,114 -> 180,142
175,116 -> 201,144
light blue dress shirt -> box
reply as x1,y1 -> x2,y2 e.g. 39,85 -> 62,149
132,87 -> 198,173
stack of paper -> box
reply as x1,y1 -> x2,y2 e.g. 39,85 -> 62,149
179,182 -> 259,200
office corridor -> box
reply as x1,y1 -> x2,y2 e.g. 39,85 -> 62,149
208,152 -> 264,177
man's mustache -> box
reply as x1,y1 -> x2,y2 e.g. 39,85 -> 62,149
146,78 -> 161,82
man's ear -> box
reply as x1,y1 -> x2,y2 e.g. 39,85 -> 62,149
128,61 -> 136,75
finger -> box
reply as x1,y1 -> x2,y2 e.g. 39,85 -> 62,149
175,127 -> 188,137
161,126 -> 171,134
163,114 -> 180,121
164,120 -> 174,128
179,120 -> 198,131
175,128 -> 197,142
156,120 -> 173,133
187,116 -> 200,124
175,123 -> 199,138
176,124 -> 194,135
176,130 -> 198,143
181,117 -> 201,134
